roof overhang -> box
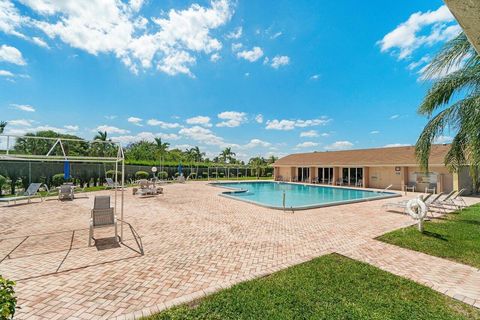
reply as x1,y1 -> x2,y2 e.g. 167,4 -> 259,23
444,0 -> 480,55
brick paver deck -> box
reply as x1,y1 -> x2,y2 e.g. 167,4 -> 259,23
1,181 -> 479,319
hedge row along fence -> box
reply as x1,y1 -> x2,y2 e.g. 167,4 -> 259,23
0,161 -> 273,195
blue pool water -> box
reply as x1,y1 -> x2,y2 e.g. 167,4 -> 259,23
212,181 -> 398,210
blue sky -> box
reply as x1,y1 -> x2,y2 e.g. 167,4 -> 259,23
0,0 -> 460,160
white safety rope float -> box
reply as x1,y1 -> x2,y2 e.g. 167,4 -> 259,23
406,195 -> 428,232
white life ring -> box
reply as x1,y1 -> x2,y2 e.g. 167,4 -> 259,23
406,198 -> 427,220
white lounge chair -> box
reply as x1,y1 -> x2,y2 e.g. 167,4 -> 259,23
58,184 -> 74,201
105,177 -> 120,189
446,188 -> 467,210
89,195 -> 118,246
0,183 -> 44,205
383,193 -> 433,214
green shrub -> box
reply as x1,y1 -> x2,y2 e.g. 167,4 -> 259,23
52,173 -> 65,187
105,170 -> 122,180
158,171 -> 168,179
135,171 -> 149,180
0,275 -> 17,320
0,175 -> 6,196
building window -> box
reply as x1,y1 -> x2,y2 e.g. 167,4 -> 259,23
342,167 -> 363,186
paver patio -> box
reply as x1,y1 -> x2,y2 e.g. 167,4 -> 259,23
1,181 -> 479,319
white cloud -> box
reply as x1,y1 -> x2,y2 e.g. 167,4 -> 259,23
186,116 -> 212,127
325,141 -> 353,150
147,119 -> 181,129
296,141 -> 318,148
0,70 -> 14,77
5,123 -> 79,136
370,130 -> 380,134
270,31 -> 282,39
243,138 -> 271,149
32,36 -> 49,48
10,104 -> 35,112
231,42 -> 242,51
216,111 -> 247,127
434,135 -> 453,144
210,52 -> 221,62
8,0 -> 234,76
179,125 -> 225,146
378,5 -> 460,60
310,74 -> 320,80
266,117 -> 330,130
407,55 -> 431,70
237,46 -> 263,62
105,115 -> 117,120
384,143 -> 410,148
8,119 -> 33,126
64,125 -> 79,131
300,130 -> 318,138
226,26 -> 242,39
320,133 -> 330,137
111,131 -> 180,144
0,0 -> 28,38
255,114 -> 263,124
244,72 -> 250,77
270,55 -> 289,68
390,114 -> 400,120
127,116 -> 143,126
0,45 -> 26,65
96,125 -> 130,134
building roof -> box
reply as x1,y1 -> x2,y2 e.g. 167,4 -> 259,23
274,145 -> 451,167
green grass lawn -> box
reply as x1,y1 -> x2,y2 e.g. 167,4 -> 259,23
143,254 -> 480,320
379,204 -> 480,269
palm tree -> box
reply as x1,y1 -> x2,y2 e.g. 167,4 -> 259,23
154,138 -> 169,154
267,155 -> 278,164
186,146 -> 205,163
154,137 -> 169,170
220,147 -> 236,163
249,157 -> 265,179
415,32 -> 480,192
94,131 -> 108,141
0,121 -> 6,134
92,131 -> 111,157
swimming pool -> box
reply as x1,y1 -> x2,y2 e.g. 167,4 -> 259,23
212,181 -> 399,210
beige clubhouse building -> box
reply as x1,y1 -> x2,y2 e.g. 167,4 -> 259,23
273,145 -> 474,194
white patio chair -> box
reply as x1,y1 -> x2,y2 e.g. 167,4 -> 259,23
89,195 -> 118,246
58,184 -> 74,201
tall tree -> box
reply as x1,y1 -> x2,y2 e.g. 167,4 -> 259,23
188,146 -> 205,162
154,137 -> 170,154
0,121 -> 6,134
94,131 -> 108,141
415,32 -> 480,191
267,155 -> 278,164
220,147 -> 236,163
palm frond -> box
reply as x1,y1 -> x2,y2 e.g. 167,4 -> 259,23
416,96 -> 473,170
422,32 -> 474,80
418,64 -> 480,115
